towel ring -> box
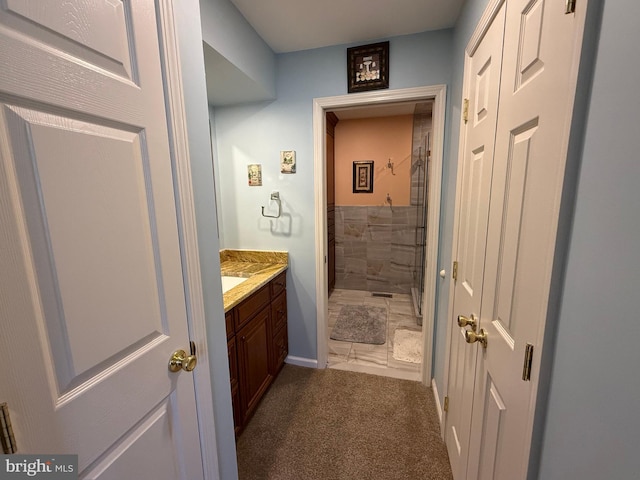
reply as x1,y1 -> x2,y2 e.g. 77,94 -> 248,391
261,192 -> 281,219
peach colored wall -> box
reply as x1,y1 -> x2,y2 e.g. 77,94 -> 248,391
334,115 -> 413,206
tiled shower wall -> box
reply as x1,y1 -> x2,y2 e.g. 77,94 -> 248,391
335,205 -> 418,293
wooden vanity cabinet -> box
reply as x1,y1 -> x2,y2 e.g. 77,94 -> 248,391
227,271 -> 288,436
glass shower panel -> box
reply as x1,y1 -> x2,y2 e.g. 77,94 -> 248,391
413,132 -> 430,318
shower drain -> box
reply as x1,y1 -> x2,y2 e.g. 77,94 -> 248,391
371,292 -> 393,298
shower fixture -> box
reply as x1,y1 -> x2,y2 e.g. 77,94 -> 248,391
415,147 -> 424,167
387,158 -> 396,175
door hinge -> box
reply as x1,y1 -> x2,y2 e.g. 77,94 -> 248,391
452,261 -> 458,282
462,99 -> 469,124
522,343 -> 534,381
565,0 -> 576,14
443,396 -> 450,413
1,403 -> 17,454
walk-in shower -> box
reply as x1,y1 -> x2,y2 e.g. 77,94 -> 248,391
331,102 -> 433,323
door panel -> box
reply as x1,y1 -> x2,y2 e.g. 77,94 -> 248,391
494,120 -> 538,339
82,398 -> 185,480
1,0 -> 134,80
476,376 -> 505,480
5,106 -> 166,387
516,0 -> 545,88
445,5 -> 505,479
0,1 -> 204,478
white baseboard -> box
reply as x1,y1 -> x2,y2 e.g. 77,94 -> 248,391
285,355 -> 318,369
432,378 -> 444,427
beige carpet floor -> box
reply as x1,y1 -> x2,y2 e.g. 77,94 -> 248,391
236,364 -> 453,480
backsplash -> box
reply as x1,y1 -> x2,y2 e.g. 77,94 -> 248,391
335,205 -> 419,293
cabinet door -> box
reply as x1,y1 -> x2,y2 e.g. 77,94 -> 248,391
326,132 -> 335,206
237,307 -> 273,423
326,112 -> 337,207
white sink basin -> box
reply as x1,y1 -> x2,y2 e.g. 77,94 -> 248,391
221,276 -> 248,293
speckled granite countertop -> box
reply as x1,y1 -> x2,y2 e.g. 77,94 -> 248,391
220,249 -> 288,312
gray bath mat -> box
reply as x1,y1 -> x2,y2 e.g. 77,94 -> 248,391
330,305 -> 387,345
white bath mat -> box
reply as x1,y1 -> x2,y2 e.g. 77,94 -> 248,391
392,329 -> 423,364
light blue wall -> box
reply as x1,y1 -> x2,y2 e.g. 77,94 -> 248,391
212,30 -> 453,361
174,3 -> 238,479
199,0 -> 276,100
536,0 -> 640,478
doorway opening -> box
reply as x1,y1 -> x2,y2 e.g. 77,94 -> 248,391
313,85 -> 446,385
325,101 -> 433,380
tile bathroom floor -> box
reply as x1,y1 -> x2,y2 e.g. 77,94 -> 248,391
328,288 -> 423,381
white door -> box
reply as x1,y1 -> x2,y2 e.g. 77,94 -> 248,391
447,1 -> 588,479
445,4 -> 506,479
0,1 -> 205,478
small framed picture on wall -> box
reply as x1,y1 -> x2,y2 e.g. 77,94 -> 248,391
353,160 -> 374,193
247,164 -> 262,186
280,150 -> 296,173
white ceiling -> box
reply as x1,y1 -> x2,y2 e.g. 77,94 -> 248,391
332,100 -> 433,120
206,0 -> 464,110
230,0 -> 466,53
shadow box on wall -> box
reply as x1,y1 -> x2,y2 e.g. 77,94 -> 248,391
353,160 -> 374,193
347,41 -> 389,93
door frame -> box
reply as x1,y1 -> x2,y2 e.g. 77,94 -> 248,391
156,1 -> 219,477
313,85 -> 447,385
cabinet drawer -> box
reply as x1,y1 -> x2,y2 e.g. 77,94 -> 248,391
225,311 -> 234,339
270,271 -> 286,298
227,337 -> 238,387
270,291 -> 287,335
231,383 -> 242,436
271,324 -> 288,375
234,284 -> 270,331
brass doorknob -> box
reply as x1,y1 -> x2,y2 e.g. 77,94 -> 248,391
457,314 -> 478,331
465,328 -> 488,348
169,349 -> 197,372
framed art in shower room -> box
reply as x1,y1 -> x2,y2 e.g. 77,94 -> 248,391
352,160 -> 374,193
